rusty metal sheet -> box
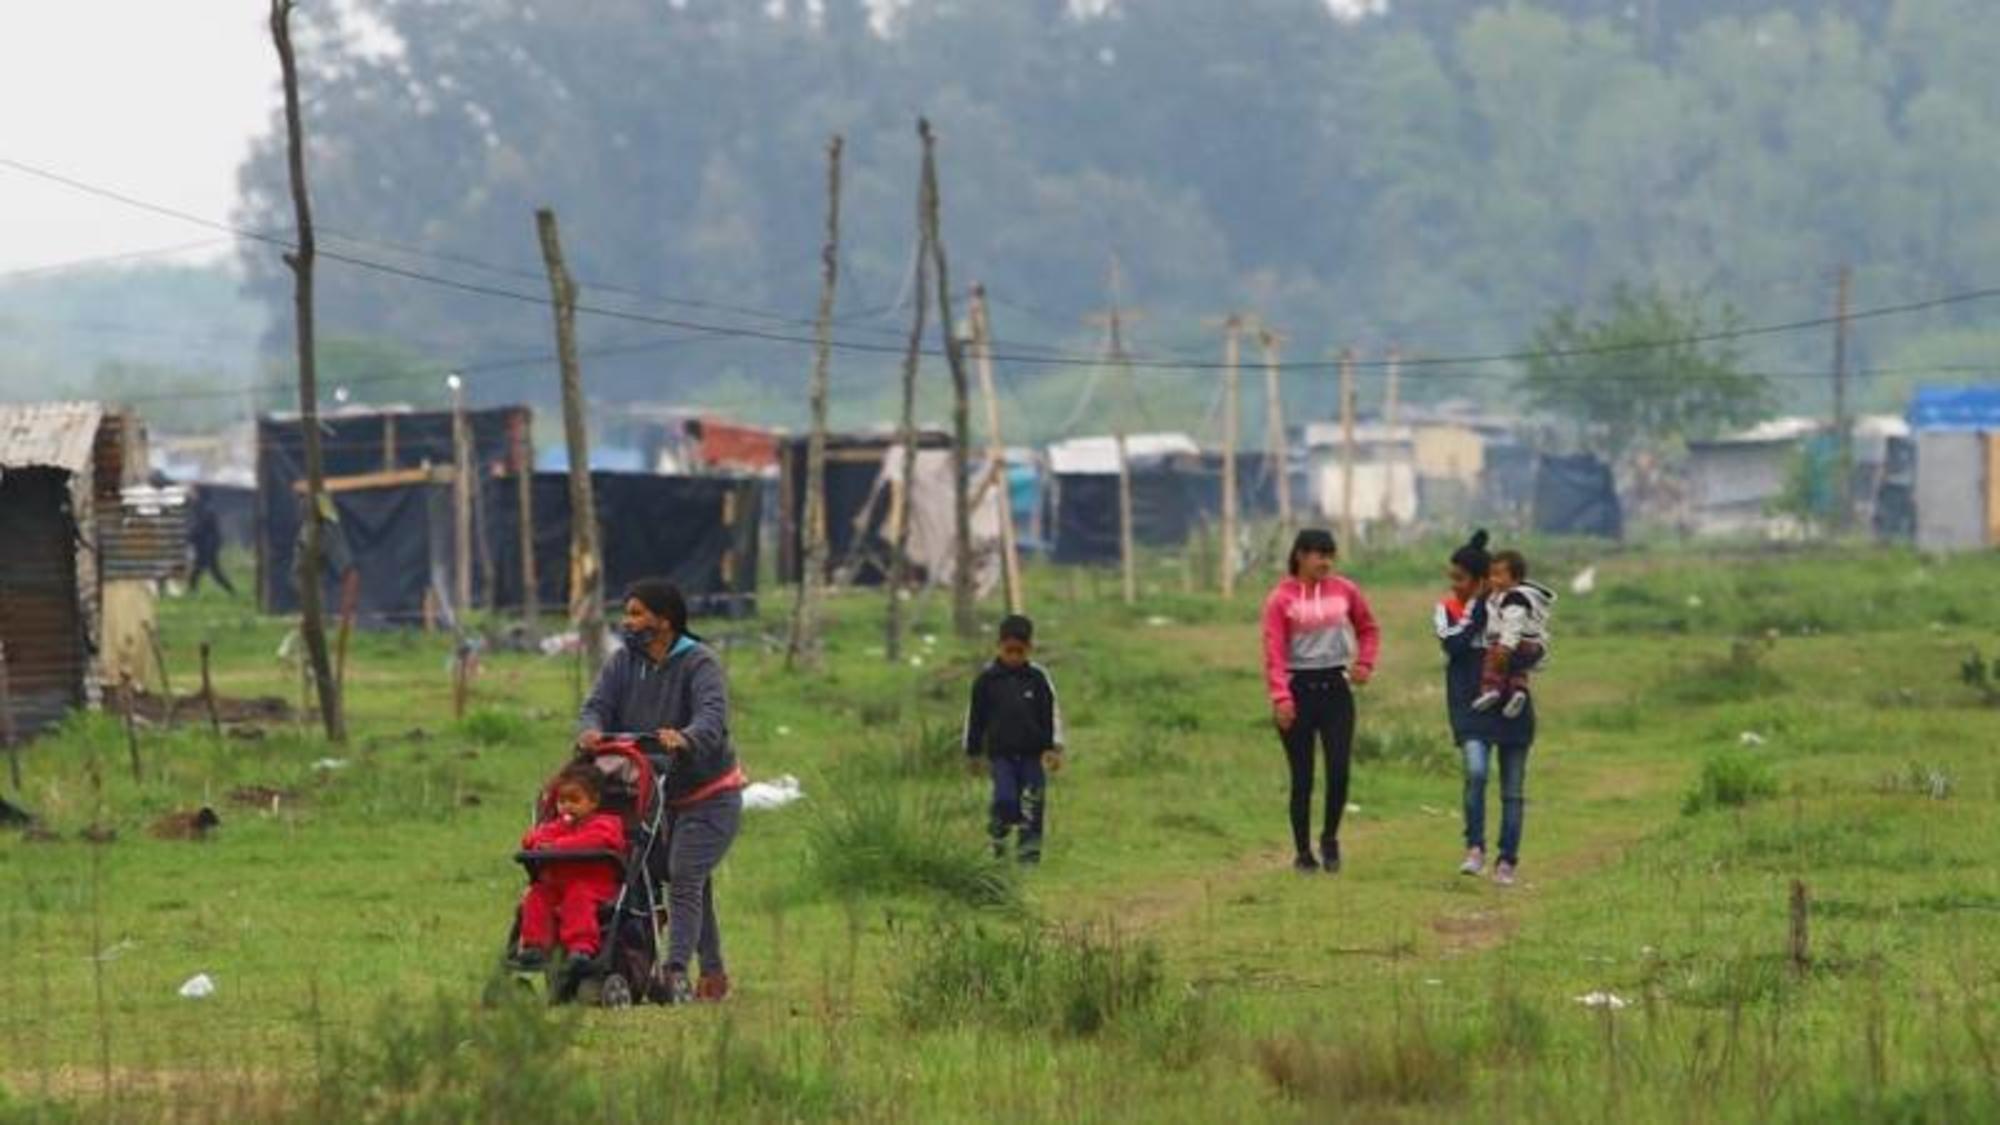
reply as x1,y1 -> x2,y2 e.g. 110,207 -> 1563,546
0,466 -> 86,738
99,485 -> 191,581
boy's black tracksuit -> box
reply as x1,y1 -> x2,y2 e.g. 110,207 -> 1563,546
963,660 -> 1064,861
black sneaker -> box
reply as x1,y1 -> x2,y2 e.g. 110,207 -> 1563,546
1293,852 -> 1321,874
1320,841 -> 1342,874
659,967 -> 695,1005
509,947 -> 548,972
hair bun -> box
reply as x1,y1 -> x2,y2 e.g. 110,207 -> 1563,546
1468,529 -> 1490,551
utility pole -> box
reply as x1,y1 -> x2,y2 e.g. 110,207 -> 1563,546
1832,265 -> 1853,533
537,208 -> 600,676
920,120 -> 977,640
970,284 -> 1025,615
269,0 -> 343,743
449,372 -> 473,620
1384,344 -> 1403,428
1339,347 -> 1357,551
788,135 -> 841,670
1258,325 -> 1293,534
1212,315 -> 1243,599
887,124 -> 931,663
1085,259 -> 1141,605
509,409 -> 538,631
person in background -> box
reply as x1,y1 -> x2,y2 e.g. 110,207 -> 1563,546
1435,530 -> 1537,887
963,614 -> 1065,864
1261,528 -> 1380,875
186,485 -> 235,595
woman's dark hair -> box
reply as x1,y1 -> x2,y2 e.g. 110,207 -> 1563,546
554,760 -> 604,799
1287,528 -> 1338,576
1450,528 -> 1492,579
625,577 -> 689,636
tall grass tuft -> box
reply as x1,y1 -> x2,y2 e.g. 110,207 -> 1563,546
804,788 -> 1019,909
1255,1014 -> 1469,1110
1682,749 -> 1779,815
1663,637 -> 1787,706
453,707 -> 536,747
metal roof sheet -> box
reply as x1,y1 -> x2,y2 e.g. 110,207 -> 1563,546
0,401 -> 104,474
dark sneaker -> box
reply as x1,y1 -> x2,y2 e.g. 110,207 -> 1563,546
1321,841 -> 1342,875
563,951 -> 595,983
1293,852 -> 1321,874
659,967 -> 695,1005
509,947 -> 549,972
1471,690 -> 1502,712
696,972 -> 731,1003
1502,691 -> 1530,719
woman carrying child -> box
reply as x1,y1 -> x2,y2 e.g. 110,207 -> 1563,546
1434,531 -> 1537,886
1261,528 -> 1380,874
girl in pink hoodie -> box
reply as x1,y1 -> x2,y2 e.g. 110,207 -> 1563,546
1261,528 -> 1380,873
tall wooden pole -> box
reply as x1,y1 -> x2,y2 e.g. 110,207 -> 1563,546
1109,262 -> 1138,606
788,135 -> 842,671
270,0 -> 343,743
537,208 -> 600,674
887,126 -> 932,663
1384,344 -> 1403,427
1832,265 -> 1853,532
510,410 -> 539,629
1219,315 -> 1242,599
1339,347 -> 1358,550
449,373 -> 473,620
919,120 -> 977,640
1259,326 -> 1292,534
970,284 -> 1024,615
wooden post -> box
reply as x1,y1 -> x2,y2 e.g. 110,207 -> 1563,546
1117,428 -> 1137,605
788,135 -> 842,671
270,0 -> 345,743
1832,266 -> 1852,532
199,641 -> 222,740
510,410 -> 539,630
0,641 -> 20,791
1259,326 -> 1293,535
144,622 -> 175,729
1384,344 -> 1403,428
1789,879 -> 1811,975
887,124 -> 932,663
1339,347 -> 1357,551
537,207 -> 600,687
451,642 -> 471,720
449,373 -> 473,620
970,284 -> 1024,615
1219,315 -> 1242,599
118,675 -> 142,784
920,121 -> 978,641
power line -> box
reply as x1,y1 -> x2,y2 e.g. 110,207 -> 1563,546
7,154 -> 2000,377
0,238 -> 233,282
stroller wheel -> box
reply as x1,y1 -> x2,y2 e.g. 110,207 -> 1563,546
600,972 -> 634,1009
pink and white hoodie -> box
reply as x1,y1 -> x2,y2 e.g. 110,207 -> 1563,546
1261,574 -> 1381,706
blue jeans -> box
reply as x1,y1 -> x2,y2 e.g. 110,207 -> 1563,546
1462,739 -> 1528,863
989,755 -> 1047,861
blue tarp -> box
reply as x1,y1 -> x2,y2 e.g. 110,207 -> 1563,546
536,445 -> 648,472
1908,385 -> 2000,432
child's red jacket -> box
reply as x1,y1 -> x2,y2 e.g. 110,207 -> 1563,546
520,812 -> 627,888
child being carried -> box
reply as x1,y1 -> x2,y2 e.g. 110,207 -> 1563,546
1472,548 -> 1556,720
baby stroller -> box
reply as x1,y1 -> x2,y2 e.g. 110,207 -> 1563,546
498,736 -> 670,1007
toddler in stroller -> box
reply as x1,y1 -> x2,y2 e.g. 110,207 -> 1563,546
504,737 -> 670,1006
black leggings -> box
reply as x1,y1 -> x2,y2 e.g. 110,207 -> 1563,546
1279,671 -> 1356,856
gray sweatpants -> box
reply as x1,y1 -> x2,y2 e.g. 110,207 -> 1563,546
664,788 -> 741,974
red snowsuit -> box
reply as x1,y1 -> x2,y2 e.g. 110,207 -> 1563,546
518,811 -> 627,956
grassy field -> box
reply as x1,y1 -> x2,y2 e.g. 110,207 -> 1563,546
4,542 -> 2000,1122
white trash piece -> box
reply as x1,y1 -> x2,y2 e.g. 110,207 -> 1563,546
743,775 -> 805,811
1570,566 -> 1598,596
178,973 -> 217,1000
1574,991 -> 1629,1010
311,758 -> 349,772
1739,731 -> 1767,747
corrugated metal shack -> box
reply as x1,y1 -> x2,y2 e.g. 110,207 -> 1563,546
0,402 -> 153,739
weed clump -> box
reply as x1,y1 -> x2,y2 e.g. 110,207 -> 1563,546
1256,1016 -> 1468,1110
454,707 -> 535,747
804,789 -> 1018,909
891,916 -> 1200,1049
1683,749 -> 1779,814
1663,637 -> 1787,706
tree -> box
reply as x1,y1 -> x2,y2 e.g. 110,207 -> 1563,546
1519,284 -> 1771,461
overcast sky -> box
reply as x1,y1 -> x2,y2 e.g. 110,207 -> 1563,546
0,3 -> 275,274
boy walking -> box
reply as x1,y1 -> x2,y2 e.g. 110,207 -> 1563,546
964,615 -> 1065,864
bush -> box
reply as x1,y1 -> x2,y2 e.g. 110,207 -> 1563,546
1682,749 -> 1779,815
890,916 -> 1195,1044
804,789 -> 1019,909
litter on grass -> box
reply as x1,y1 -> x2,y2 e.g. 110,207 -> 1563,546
1739,731 -> 1767,747
1570,566 -> 1598,596
1574,991 -> 1630,1010
311,758 -> 348,772
178,973 -> 216,1000
743,775 -> 805,811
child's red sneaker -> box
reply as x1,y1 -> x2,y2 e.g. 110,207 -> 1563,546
696,972 -> 731,1003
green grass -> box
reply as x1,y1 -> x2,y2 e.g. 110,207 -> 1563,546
3,543 -> 2000,1121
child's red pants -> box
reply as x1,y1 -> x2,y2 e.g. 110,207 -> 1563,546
519,871 -> 617,955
